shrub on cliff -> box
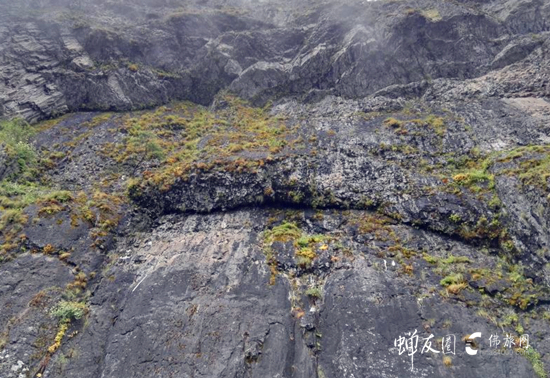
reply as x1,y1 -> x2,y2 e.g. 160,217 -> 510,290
0,119 -> 37,178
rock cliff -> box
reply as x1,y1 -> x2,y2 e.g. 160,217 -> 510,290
1,0 -> 550,377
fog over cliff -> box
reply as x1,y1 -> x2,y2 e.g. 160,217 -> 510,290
2,0 -> 548,122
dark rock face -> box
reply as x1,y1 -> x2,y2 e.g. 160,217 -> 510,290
1,0 -> 550,378
1,0 -> 550,122
61,212 -> 317,378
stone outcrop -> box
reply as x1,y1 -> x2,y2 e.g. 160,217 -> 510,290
1,0 -> 550,377
1,0 -> 549,122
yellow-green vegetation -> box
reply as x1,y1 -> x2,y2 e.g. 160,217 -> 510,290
264,221 -> 302,244
470,261 -> 546,310
0,120 -> 73,227
3,185 -> 119,223
452,169 -> 494,191
262,221 -> 330,283
71,191 -> 124,239
42,189 -> 123,238
127,63 -> 139,72
376,142 -> 419,155
421,249 -> 550,341
325,210 -> 547,330
423,253 -> 471,266
449,213 -> 461,223
349,212 -> 398,243
0,179 -> 124,259
127,128 -> 165,162
48,322 -> 69,354
37,190 -> 74,215
0,120 -> 41,257
153,68 -> 182,79
423,253 -> 471,295
505,266 -> 541,310
0,182 -> 73,219
457,215 -> 504,245
85,113 -> 113,128
263,221 -> 301,285
0,207 -> 28,231
106,96 -> 301,196
449,145 -> 550,193
296,234 -> 328,267
421,9 -> 442,21
0,119 -> 38,180
436,145 -> 550,249
440,273 -> 467,294
48,300 -> 88,354
440,272 -> 464,286
0,181 -> 43,208
305,286 -> 322,298
523,346 -> 546,378
383,114 -> 446,137
424,115 -> 446,136
488,194 -> 502,209
383,117 -> 403,128
496,145 -> 550,191
50,300 -> 87,323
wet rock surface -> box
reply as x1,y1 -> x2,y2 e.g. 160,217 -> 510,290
1,0 -> 550,377
0,0 -> 549,122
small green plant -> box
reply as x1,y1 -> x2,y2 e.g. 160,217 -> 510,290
524,347 -> 546,378
383,117 -> 403,128
421,9 -> 442,21
423,253 -> 438,264
453,169 -> 494,189
446,282 -> 467,295
0,119 -> 35,147
306,287 -> 322,299
502,240 -> 516,253
441,255 -> 470,264
440,273 -> 464,287
50,301 -> 87,322
488,195 -> 502,209
501,312 -> 519,327
0,208 -> 28,230
516,322 -> 525,334
264,222 -> 302,244
126,130 -> 165,161
42,190 -> 74,203
288,190 -> 304,203
297,234 -> 326,247
296,256 -> 313,267
0,119 -> 37,177
0,332 -> 7,351
424,114 -> 445,135
449,213 -> 461,223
